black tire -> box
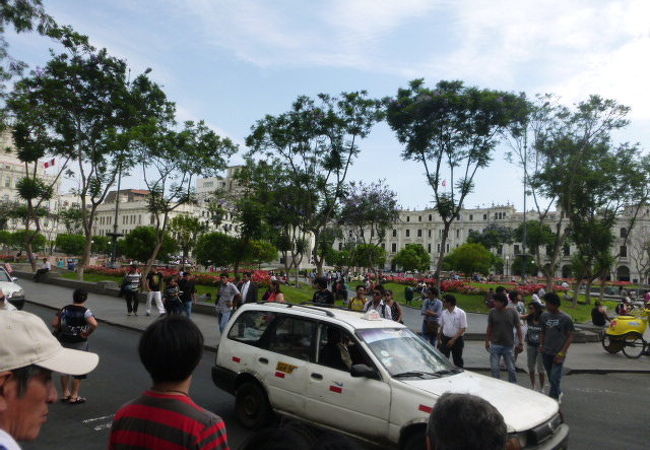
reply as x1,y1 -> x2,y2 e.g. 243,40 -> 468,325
402,430 -> 427,450
235,382 -> 274,429
602,334 -> 624,353
622,333 -> 646,359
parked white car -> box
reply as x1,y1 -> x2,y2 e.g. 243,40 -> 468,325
212,303 -> 569,449
0,267 -> 25,310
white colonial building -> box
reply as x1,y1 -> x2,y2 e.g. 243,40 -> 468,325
334,203 -> 650,283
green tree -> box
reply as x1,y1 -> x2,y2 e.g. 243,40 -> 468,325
385,79 -> 525,289
194,232 -> 236,268
339,180 -> 399,245
246,91 -> 383,276
246,240 -> 278,267
325,248 -> 351,269
350,243 -> 387,270
54,233 -> 84,255
132,120 -> 236,278
511,255 -> 539,277
393,244 -> 431,272
467,224 -> 513,250
169,215 -> 207,269
11,230 -> 45,251
58,206 -> 83,234
91,235 -> 111,255
6,38 -> 172,278
236,161 -> 312,285
444,243 -> 495,275
508,95 -> 633,288
121,226 -> 177,264
559,142 -> 650,304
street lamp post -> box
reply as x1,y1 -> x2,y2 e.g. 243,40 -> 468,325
106,162 -> 124,268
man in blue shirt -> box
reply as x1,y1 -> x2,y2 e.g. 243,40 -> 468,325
421,287 -> 443,346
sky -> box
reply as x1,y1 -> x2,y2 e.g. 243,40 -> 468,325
6,0 -> 650,211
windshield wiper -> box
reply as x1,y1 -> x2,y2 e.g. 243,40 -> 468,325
433,368 -> 463,376
393,371 -> 440,379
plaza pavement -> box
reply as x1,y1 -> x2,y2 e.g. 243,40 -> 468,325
15,275 -> 650,374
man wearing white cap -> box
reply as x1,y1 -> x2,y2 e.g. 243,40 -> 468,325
0,311 -> 99,449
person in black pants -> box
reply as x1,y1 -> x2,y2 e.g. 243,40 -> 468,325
438,294 -> 468,368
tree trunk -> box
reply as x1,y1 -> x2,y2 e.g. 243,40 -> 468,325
598,277 -> 606,301
144,238 -> 165,282
77,236 -> 93,281
571,278 -> 581,307
584,280 -> 593,305
434,223 -> 451,292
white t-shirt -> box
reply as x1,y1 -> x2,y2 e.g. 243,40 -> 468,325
0,301 -> 17,311
439,307 -> 468,338
0,428 -> 21,450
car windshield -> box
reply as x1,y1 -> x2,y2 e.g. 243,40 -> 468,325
357,328 -> 457,378
0,269 -> 12,282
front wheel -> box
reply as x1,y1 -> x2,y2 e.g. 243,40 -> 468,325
402,431 -> 426,450
622,333 -> 646,359
235,382 -> 274,428
602,334 -> 624,353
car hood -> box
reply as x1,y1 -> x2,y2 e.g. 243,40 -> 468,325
0,281 -> 23,297
402,371 -> 558,432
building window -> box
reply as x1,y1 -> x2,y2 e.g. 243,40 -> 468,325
514,244 -> 520,255
620,227 -> 627,238
405,229 -> 410,237
428,230 -> 432,238
456,229 -> 460,238
446,243 -> 450,252
392,229 -> 397,237
5,177 -> 10,187
483,214 -> 487,220
620,246 -> 627,257
437,243 -> 441,252
497,246 -> 503,255
391,243 -> 397,252
428,214 -> 432,221
406,216 -> 410,222
427,243 -> 431,253
469,214 -> 473,221
563,245 -> 570,257
418,216 -> 422,222
417,229 -> 422,237
338,243 -> 343,250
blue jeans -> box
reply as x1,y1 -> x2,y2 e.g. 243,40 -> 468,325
182,301 -> 192,318
217,311 -> 232,333
542,353 -> 564,399
422,321 -> 439,347
489,344 -> 517,383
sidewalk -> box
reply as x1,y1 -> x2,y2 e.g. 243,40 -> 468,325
17,276 -> 650,374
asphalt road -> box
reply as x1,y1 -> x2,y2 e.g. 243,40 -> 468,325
18,303 -> 649,450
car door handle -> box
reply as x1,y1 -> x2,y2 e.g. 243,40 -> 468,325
258,357 -> 268,364
311,373 -> 323,380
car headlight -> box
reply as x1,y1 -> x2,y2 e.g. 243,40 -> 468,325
8,289 -> 24,298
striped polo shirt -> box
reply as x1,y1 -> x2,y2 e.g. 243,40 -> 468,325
109,390 -> 230,450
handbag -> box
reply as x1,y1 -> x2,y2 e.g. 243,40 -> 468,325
426,320 -> 439,334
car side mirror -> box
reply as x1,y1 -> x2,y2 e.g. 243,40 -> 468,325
350,364 -> 378,379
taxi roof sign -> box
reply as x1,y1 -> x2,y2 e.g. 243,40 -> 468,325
362,309 -> 382,321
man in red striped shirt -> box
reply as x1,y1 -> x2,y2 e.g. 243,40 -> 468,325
109,316 -> 230,449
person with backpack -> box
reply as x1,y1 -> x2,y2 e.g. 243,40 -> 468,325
51,288 -> 99,404
163,277 -> 183,315
363,285 -> 392,319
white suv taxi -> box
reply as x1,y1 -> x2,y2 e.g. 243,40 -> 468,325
212,303 -> 569,449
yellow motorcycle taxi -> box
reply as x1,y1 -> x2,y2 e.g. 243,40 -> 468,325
601,305 -> 649,358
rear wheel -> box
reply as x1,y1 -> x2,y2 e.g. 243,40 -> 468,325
601,334 -> 624,353
235,382 -> 273,428
622,333 -> 646,359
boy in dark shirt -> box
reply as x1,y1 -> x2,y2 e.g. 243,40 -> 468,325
540,293 -> 574,401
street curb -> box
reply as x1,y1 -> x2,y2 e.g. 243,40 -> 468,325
24,298 -> 220,353
565,368 -> 650,375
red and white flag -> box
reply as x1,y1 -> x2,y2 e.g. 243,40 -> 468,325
43,158 -> 55,168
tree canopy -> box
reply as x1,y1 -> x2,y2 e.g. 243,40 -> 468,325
444,243 -> 496,275
385,79 -> 525,287
392,243 -> 431,272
